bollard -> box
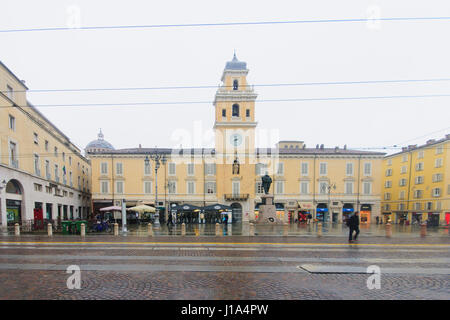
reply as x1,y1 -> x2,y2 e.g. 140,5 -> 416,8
14,223 -> 20,236
215,223 -> 220,236
148,223 -> 153,237
181,223 -> 186,236
385,222 -> 392,238
420,222 -> 427,238
249,223 -> 255,236
317,222 -> 322,237
283,223 -> 289,236
47,223 -> 53,236
80,223 -> 85,237
114,223 -> 119,236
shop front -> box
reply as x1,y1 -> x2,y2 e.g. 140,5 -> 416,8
6,199 -> 21,225
427,212 -> 440,227
382,212 -> 392,223
342,203 -> 354,224
316,203 -> 328,222
360,204 -> 372,224
411,212 -> 423,225
395,211 -> 409,225
297,202 -> 313,223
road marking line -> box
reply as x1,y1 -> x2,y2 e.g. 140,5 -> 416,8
0,241 -> 449,247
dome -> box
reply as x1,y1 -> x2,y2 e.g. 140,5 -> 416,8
85,129 -> 114,152
225,53 -> 247,70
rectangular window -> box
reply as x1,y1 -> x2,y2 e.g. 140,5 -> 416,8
384,193 -> 391,200
436,146 -> 443,154
415,162 -> 424,171
187,163 -> 194,176
402,154 -> 408,162
9,142 -> 17,167
6,85 -> 13,100
319,182 -> 328,194
144,161 -> 151,175
54,147 -> 58,157
363,182 -> 372,195
301,162 -> 308,176
435,158 -> 443,168
45,140 -> 49,151
34,154 -> 40,176
436,202 -> 442,210
426,202 -> 433,210
45,160 -> 50,179
116,162 -> 123,175
168,181 -> 176,194
168,163 -> 176,175
319,163 -> 327,176
205,182 -> 216,194
399,190 -> 405,200
69,156 -> 72,165
432,173 -> 443,182
144,181 -> 152,194
432,188 -> 441,197
277,162 -> 284,175
385,180 -> 392,188
415,176 -> 424,184
276,181 -> 284,194
414,203 -> 421,210
205,163 -> 216,175
401,166 -> 407,174
256,163 -> 267,176
346,163 -> 354,176
187,181 -> 195,194
385,168 -> 392,176
101,162 -> 108,175
364,162 -> 372,176
9,115 -> 15,131
62,152 -> 65,162
222,109 -> 226,117
33,133 -> 38,144
414,190 -> 423,198
69,172 -> 73,186
232,181 -> 240,195
417,151 -> 424,159
300,181 -> 309,194
399,178 -> 407,186
387,159 -> 392,166
54,164 -> 59,182
116,181 -> 124,194
101,181 -> 109,194
345,182 -> 353,194
246,109 -> 250,117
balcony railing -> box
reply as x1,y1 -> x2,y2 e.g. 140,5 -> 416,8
224,193 -> 249,201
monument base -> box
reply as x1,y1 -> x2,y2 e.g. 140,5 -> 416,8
256,195 -> 282,224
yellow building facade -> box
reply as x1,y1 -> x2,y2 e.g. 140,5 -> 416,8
88,55 -> 385,223
0,61 -> 91,228
381,136 -> 450,226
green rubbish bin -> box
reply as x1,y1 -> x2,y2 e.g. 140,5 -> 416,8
61,221 -> 72,235
75,220 -> 88,234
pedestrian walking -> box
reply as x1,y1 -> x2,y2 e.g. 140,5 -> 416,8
347,211 -> 360,242
167,212 -> 173,226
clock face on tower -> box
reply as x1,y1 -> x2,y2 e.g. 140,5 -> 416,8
230,133 -> 243,147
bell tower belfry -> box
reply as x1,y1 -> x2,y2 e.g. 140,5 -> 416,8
213,53 -> 258,158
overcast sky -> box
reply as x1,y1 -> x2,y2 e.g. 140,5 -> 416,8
1,0 -> 450,154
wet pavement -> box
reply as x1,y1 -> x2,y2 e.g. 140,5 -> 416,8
0,233 -> 448,299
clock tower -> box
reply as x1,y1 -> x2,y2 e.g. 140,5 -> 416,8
213,53 -> 258,158
213,53 -> 258,221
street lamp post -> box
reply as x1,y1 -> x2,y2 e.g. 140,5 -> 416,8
145,150 -> 166,228
321,182 -> 336,223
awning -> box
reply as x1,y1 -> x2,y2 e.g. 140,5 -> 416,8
203,203 -> 232,211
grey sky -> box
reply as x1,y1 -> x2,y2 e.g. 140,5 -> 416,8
1,0 -> 450,154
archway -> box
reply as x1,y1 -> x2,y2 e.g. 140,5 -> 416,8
6,179 -> 24,225
231,203 -> 242,223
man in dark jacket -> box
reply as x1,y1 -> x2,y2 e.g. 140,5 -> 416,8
348,211 -> 360,242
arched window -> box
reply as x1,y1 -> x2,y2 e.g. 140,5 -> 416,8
233,80 -> 239,90
232,104 -> 240,117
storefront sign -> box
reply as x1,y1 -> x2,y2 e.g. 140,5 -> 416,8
298,202 -> 313,209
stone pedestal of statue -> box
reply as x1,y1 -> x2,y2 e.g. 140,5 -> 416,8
256,195 -> 282,224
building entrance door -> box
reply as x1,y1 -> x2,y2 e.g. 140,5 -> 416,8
231,203 -> 242,223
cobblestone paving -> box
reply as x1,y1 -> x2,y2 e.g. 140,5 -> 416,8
0,234 -> 448,300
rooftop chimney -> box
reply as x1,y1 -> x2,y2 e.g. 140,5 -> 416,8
426,139 -> 436,144
402,147 -> 408,152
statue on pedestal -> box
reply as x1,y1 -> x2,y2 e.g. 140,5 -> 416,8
261,172 -> 272,194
